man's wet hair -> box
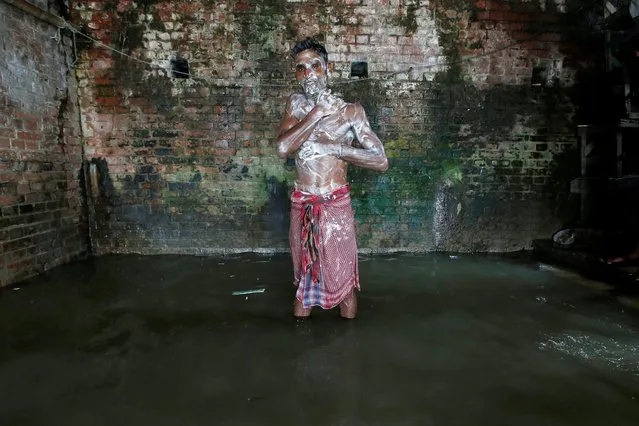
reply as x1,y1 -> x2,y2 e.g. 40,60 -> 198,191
291,37 -> 328,65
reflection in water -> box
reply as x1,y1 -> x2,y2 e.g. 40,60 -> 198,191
433,183 -> 458,250
1,254 -> 639,425
539,331 -> 639,375
433,184 -> 446,250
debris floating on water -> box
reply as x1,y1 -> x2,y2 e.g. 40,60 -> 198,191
232,288 -> 266,296
449,255 -> 459,260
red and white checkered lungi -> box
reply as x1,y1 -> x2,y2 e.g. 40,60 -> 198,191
289,185 -> 360,309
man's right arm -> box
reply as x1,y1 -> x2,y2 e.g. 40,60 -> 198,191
276,94 -> 326,159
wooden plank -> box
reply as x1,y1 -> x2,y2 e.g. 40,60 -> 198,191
617,130 -> 623,176
578,125 -> 589,177
620,119 -> 639,128
625,67 -> 632,114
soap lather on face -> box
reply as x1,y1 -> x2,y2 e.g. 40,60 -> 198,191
295,50 -> 328,98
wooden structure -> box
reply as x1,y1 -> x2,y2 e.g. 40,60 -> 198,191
571,0 -> 639,227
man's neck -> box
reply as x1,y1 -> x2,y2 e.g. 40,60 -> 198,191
303,88 -> 328,105
304,92 -> 319,105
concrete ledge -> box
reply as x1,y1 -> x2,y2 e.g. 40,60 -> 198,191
533,238 -> 639,296
101,246 -> 533,256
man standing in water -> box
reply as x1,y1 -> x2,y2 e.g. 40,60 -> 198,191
277,38 -> 388,319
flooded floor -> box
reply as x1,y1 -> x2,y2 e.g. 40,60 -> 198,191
1,253 -> 638,425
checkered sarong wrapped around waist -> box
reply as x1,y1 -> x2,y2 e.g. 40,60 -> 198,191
289,185 -> 360,309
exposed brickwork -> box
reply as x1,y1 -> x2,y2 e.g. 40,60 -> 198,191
0,2 -> 88,287
68,0 -> 595,253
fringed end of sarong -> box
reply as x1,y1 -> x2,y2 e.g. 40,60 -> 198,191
294,272 -> 359,310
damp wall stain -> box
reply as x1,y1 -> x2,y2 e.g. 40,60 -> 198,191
69,0 -> 601,252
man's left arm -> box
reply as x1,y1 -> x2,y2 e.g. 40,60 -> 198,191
337,103 -> 388,172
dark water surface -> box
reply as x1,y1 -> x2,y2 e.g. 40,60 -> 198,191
1,253 -> 638,425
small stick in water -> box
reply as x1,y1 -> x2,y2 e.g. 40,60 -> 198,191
232,288 -> 266,296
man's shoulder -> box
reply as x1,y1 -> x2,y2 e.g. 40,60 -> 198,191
288,92 -> 307,104
344,100 -> 363,108
286,92 -> 309,110
343,101 -> 366,117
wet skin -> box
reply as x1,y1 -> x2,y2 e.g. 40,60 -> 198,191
277,49 -> 388,195
276,49 -> 388,318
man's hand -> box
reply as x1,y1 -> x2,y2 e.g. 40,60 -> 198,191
276,92 -> 340,159
298,142 -> 341,162
313,90 -> 346,118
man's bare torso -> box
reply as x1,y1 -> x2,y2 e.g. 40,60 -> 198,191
289,92 -> 356,195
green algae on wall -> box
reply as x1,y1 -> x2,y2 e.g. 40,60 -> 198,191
237,1 -> 286,52
336,73 -> 468,248
72,0 -> 585,253
394,0 -> 421,36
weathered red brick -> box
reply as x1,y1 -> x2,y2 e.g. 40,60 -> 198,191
111,106 -> 128,114
23,119 -> 39,131
0,195 -> 17,205
94,77 -> 113,86
539,33 -> 562,42
95,97 -> 120,107
10,139 -> 27,150
0,128 -> 15,138
129,98 -> 149,106
8,259 -> 34,270
15,111 -> 37,120
17,131 -> 41,141
234,1 -> 254,12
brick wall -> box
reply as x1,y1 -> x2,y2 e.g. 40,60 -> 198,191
69,0 -> 596,254
0,1 -> 88,287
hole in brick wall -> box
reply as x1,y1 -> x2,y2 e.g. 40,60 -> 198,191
170,58 -> 190,79
531,66 -> 545,87
350,61 -> 368,78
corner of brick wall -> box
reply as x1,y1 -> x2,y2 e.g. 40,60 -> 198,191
0,3 -> 89,287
